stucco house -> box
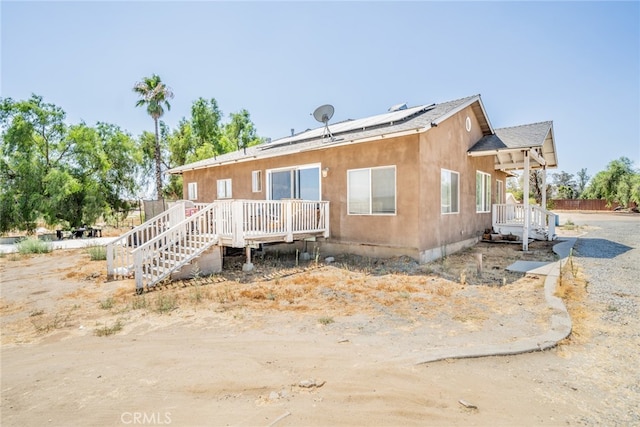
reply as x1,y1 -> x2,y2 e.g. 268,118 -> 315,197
107,94 -> 558,291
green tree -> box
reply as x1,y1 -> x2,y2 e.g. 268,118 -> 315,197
133,74 -> 174,199
165,119 -> 195,199
1,95 -> 66,232
551,171 -> 577,199
0,96 -> 140,232
583,157 -> 639,207
576,168 -> 590,197
191,97 -> 223,159
221,109 -> 263,154
529,170 -> 552,206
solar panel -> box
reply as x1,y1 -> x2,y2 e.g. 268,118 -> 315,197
264,103 -> 434,150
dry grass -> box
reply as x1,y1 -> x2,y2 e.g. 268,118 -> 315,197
556,254 -> 590,344
3,238 -> 589,348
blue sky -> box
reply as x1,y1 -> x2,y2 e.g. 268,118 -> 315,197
2,1 -> 639,180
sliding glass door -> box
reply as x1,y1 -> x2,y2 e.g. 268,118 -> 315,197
268,164 -> 321,201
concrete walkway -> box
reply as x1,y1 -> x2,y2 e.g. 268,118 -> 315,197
416,237 -> 577,364
0,237 -> 115,254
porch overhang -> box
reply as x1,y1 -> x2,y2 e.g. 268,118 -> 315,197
467,121 -> 557,172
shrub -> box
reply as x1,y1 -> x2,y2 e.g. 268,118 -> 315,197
99,297 -> 114,310
86,245 -> 107,261
95,320 -> 123,337
318,316 -> 335,325
16,238 -> 52,254
154,294 -> 178,313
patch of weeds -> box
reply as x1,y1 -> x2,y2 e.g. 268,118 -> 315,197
31,305 -> 77,333
99,297 -> 114,310
434,285 -> 453,297
216,286 -> 236,304
154,294 -> 178,313
29,309 -> 45,317
318,316 -> 335,325
266,292 -> 276,301
85,245 -> 107,261
16,238 -> 52,254
131,296 -> 149,310
190,283 -> 211,304
606,305 -> 618,312
94,320 -> 123,337
398,291 -> 411,299
7,253 -> 22,261
563,219 -> 576,230
191,262 -> 202,280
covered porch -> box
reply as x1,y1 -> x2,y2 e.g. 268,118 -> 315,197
468,121 -> 558,250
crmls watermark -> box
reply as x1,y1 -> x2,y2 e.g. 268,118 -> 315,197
120,412 -> 172,425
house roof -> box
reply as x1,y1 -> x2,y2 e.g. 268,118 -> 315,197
168,94 -> 556,174
468,121 -> 558,170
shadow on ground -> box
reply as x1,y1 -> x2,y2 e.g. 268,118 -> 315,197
574,238 -> 633,259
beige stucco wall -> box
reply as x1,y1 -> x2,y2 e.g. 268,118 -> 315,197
179,103 -> 509,261
418,105 -> 506,258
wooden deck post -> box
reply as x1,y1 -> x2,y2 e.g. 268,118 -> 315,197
242,245 -> 254,272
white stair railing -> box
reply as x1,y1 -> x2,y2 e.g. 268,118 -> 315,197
132,203 -> 221,291
106,203 -> 186,279
531,205 -> 556,241
110,199 -> 331,292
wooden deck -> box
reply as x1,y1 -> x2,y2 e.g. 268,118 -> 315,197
107,200 -> 329,290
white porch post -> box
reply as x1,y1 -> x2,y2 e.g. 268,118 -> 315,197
541,165 -> 547,212
522,150 -> 530,251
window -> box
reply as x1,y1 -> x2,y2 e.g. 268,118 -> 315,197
187,182 -> 198,200
217,179 -> 232,199
252,170 -> 262,193
267,164 -> 320,200
348,166 -> 396,215
496,179 -> 504,204
441,169 -> 459,214
476,171 -> 492,212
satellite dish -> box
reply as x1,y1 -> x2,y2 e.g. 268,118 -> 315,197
313,104 -> 334,124
312,104 -> 335,141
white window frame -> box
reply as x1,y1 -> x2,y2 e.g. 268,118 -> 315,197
187,182 -> 198,201
252,170 -> 262,193
476,171 -> 492,213
441,169 -> 460,215
217,178 -> 232,199
496,179 -> 504,204
266,163 -> 321,200
347,165 -> 396,216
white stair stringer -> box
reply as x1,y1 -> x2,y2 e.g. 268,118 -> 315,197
138,235 -> 219,292
131,203 -> 221,293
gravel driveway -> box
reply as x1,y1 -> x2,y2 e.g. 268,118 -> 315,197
557,211 -> 640,424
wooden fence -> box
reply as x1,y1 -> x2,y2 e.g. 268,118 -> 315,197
551,199 -> 638,211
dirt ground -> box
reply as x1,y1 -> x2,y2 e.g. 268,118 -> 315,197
0,221 -> 632,426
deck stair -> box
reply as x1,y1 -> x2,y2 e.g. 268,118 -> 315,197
132,203 -> 220,292
107,200 -> 330,292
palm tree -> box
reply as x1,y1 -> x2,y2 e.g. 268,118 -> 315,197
133,74 -> 174,199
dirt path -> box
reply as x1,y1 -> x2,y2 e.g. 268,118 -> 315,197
1,214 -> 638,426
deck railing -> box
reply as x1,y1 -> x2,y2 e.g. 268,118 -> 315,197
106,202 -> 187,279
132,202 -> 220,290
492,203 -> 556,241
225,199 -> 330,246
108,199 -> 330,290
